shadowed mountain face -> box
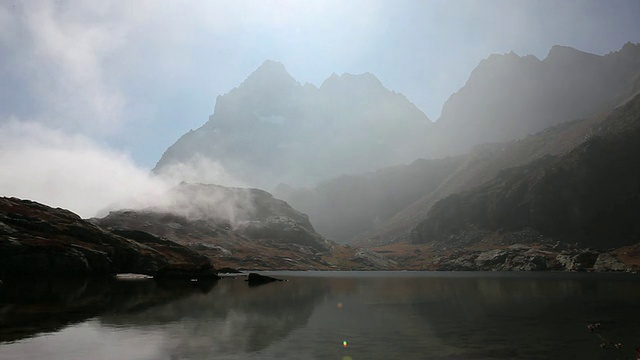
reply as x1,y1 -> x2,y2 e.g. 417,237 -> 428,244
413,93 -> 640,248
428,42 -> 640,157
152,60 -> 432,189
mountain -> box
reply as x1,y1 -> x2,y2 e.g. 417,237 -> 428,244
94,183 -> 396,270
274,43 -> 640,246
279,106 -> 608,246
427,42 -> 640,157
0,197 -> 216,278
153,60 -> 433,188
413,93 -> 640,249
273,156 -> 463,243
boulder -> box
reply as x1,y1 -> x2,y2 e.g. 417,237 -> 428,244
474,249 -> 509,269
555,250 -> 600,271
245,272 -> 283,287
592,253 -> 627,272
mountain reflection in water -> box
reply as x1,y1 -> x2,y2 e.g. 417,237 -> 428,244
1,272 -> 640,360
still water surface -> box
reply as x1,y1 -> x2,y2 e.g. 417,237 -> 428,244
1,271 -> 639,360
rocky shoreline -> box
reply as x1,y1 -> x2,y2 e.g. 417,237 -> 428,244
0,197 -> 218,279
433,245 -> 630,272
1,196 -> 638,276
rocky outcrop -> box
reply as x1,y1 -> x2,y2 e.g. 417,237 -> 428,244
436,246 -> 555,271
245,272 -> 283,287
433,245 -> 627,272
94,183 -> 395,270
350,248 -> 398,269
592,253 -> 628,271
237,217 -> 330,251
96,183 -> 333,254
0,197 -> 216,278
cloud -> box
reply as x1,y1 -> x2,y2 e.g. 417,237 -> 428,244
155,154 -> 247,188
0,119 -> 251,222
0,2 -> 127,135
0,120 -> 168,218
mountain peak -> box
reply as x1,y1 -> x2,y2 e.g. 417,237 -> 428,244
241,60 -> 298,89
544,45 -> 598,63
257,59 -> 288,73
319,71 -> 385,92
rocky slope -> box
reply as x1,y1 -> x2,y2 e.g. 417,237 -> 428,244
0,197 -> 216,278
428,42 -> 640,157
369,241 -> 634,272
413,93 -> 640,250
152,60 -> 432,188
94,183 -> 396,270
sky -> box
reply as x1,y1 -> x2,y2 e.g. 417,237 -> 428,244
1,0 -> 640,217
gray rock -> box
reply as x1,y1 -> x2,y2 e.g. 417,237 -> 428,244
593,253 -> 627,272
555,250 -> 600,271
474,249 -> 509,269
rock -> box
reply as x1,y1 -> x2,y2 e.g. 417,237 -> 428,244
592,253 -> 627,272
238,217 -> 330,251
504,252 -> 549,271
556,249 -> 600,271
0,197 -> 215,278
474,249 -> 509,269
350,249 -> 397,270
115,273 -> 154,280
245,272 -> 283,287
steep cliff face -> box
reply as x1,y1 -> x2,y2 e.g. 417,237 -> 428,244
0,197 -> 215,278
413,94 -> 640,249
428,42 -> 640,157
153,60 -> 432,188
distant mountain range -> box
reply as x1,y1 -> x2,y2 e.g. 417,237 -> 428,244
274,43 -> 640,248
427,42 -> 640,157
153,60 -> 432,188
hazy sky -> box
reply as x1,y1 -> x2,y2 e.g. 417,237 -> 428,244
1,0 -> 640,216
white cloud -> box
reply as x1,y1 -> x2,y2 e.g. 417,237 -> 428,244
156,154 -> 247,188
0,120 -> 251,221
0,120 -> 167,218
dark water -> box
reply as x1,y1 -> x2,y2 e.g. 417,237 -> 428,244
1,272 -> 639,360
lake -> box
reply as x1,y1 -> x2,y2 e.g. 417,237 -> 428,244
1,271 -> 639,360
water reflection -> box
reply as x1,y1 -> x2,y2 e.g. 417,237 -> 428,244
99,276 -> 329,357
1,272 -> 639,360
0,277 -> 216,343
